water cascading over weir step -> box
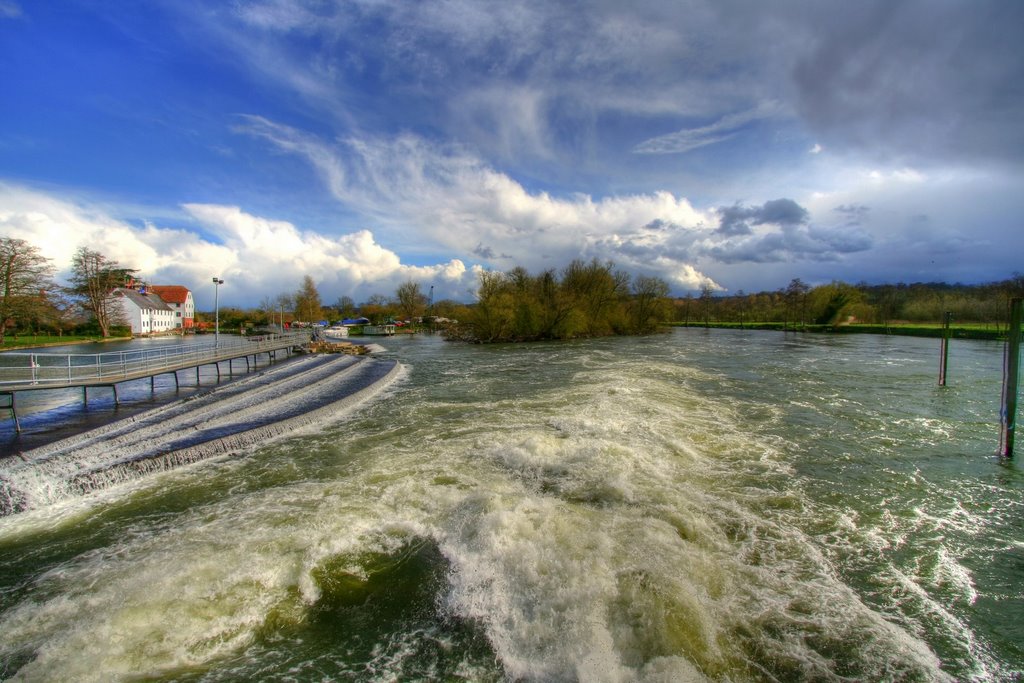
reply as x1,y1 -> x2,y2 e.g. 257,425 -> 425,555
0,354 -> 401,516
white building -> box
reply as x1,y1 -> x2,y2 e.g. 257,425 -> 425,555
148,285 -> 195,329
113,287 -> 178,335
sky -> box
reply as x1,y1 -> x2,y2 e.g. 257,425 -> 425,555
1,0 -> 1022,310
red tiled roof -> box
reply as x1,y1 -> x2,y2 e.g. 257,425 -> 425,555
148,285 -> 191,304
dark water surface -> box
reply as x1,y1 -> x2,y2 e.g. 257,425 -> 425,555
0,329 -> 1021,681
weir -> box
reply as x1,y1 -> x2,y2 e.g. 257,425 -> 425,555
0,354 -> 401,515
0,331 -> 311,431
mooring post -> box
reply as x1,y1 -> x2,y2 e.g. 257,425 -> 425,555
999,297 -> 1022,457
939,311 -> 952,386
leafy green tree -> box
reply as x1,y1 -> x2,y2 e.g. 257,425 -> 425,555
470,270 -> 514,342
462,262 -> 672,342
534,269 -> 577,338
293,276 -> 322,323
67,247 -> 134,337
808,281 -> 864,325
0,238 -> 56,343
561,259 -> 630,336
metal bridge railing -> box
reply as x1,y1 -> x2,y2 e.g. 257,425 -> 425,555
0,332 -> 311,389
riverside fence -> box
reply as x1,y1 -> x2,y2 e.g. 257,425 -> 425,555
0,332 -> 312,431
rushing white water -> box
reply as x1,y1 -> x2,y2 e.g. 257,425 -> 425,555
0,331 -> 1020,681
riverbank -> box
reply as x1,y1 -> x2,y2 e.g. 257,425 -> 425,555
667,321 -> 1016,340
0,334 -> 133,351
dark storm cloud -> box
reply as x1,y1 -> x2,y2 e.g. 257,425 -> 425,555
759,199 -> 809,226
834,204 -> 870,226
705,222 -> 871,265
473,243 -> 496,259
790,1 -> 1024,166
716,198 -> 808,235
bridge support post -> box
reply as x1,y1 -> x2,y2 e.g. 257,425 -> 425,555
1,392 -> 20,432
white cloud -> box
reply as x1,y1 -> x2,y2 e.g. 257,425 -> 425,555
236,118 -> 724,289
866,167 -> 927,184
0,183 -> 475,306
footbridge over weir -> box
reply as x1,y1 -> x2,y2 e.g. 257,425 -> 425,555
0,332 -> 313,431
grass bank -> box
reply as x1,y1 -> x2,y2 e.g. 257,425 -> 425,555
0,334 -> 132,351
666,321 -> 1016,341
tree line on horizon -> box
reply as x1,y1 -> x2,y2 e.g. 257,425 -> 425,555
2,235 -> 1022,342
680,276 -> 1024,330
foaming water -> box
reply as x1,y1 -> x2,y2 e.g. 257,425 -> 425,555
0,331 -> 1021,681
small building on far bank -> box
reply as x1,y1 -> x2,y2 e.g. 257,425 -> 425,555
148,285 -> 195,330
114,287 -> 177,335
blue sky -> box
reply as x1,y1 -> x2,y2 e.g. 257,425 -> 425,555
1,0 -> 1022,309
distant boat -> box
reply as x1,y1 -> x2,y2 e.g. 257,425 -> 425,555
322,325 -> 349,340
360,324 -> 396,336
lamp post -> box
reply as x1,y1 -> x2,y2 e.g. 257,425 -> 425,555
212,277 -> 224,346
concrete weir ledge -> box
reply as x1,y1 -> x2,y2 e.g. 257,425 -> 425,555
0,354 -> 401,516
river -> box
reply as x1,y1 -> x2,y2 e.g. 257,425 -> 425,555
0,329 -> 1021,681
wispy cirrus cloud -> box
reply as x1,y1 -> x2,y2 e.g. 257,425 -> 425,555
0,1 -> 21,20
633,102 -> 784,155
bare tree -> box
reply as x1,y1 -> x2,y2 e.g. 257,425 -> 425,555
275,292 -> 293,329
784,278 -> 810,329
699,283 -> 715,328
630,275 -> 671,333
0,238 -> 56,343
395,280 -> 426,321
335,295 -> 356,318
66,247 -> 134,338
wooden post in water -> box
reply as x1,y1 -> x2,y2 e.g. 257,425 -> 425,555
999,298 -> 1022,457
939,311 -> 952,386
